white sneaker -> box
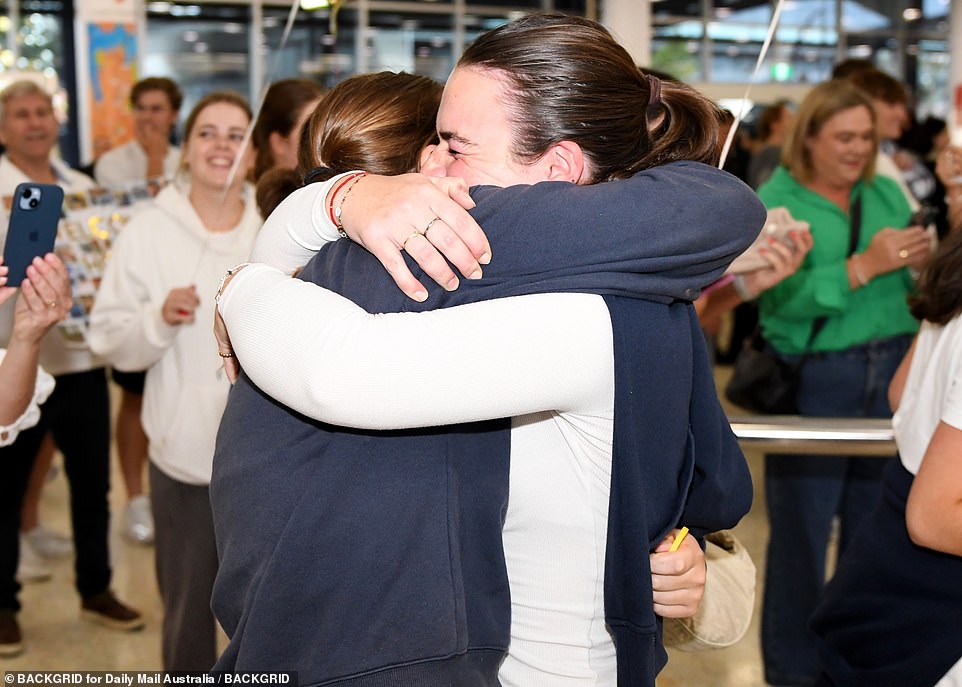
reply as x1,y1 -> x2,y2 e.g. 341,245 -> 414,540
16,534 -> 52,583
23,524 -> 74,558
123,495 -> 154,545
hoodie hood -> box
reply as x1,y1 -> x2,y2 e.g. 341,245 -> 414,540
153,180 -> 261,254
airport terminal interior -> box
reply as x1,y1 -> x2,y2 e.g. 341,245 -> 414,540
0,0 -> 954,168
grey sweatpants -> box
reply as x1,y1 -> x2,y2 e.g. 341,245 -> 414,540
150,462 -> 218,671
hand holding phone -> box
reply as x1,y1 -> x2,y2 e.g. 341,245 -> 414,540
11,253 -> 72,343
727,206 -> 811,274
1,183 -> 64,287
907,205 -> 937,228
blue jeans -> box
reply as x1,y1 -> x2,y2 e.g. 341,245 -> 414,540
761,334 -> 912,686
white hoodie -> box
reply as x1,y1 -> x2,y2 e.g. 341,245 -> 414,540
88,182 -> 261,484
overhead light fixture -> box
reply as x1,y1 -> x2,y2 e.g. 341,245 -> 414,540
903,7 -> 922,20
300,0 -> 330,10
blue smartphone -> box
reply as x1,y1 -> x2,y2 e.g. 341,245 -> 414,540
2,182 -> 64,286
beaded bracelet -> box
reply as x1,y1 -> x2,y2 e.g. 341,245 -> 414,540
327,172 -> 368,239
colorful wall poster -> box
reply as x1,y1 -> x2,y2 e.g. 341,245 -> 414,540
87,22 -> 138,160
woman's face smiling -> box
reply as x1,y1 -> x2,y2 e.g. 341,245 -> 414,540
420,66 -> 552,188
183,102 -> 253,191
805,104 -> 875,192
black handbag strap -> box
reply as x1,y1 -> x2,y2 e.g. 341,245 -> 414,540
848,194 -> 862,256
804,194 -> 862,352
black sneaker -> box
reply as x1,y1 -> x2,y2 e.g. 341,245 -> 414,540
0,610 -> 23,657
81,591 -> 145,631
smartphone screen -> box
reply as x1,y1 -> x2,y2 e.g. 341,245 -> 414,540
2,183 -> 64,286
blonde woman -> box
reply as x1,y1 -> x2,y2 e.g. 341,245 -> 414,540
89,92 -> 260,671
756,80 -> 931,686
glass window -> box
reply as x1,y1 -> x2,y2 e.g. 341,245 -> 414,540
0,0 -> 70,160
144,2 -> 251,116
363,11 -> 454,81
650,35 -> 703,82
915,38 -> 949,120
654,1 -> 842,84
0,0 -> 63,80
261,5 -> 354,89
257,7 -> 457,87
2,0 -> 955,97
651,1 -> 705,81
17,2 -> 60,73
922,0 -> 949,20
255,4 -> 555,89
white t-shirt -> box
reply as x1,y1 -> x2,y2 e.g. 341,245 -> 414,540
93,140 -> 181,189
892,316 -> 962,474
891,315 -> 962,687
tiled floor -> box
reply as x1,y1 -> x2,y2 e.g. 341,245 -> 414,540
2,384 -> 772,686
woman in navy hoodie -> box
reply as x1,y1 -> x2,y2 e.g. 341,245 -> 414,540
212,15 -> 763,687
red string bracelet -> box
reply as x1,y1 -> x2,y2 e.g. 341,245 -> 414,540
326,172 -> 368,238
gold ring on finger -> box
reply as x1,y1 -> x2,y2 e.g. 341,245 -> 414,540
46,300 -> 57,309
898,249 -> 909,260
423,216 -> 440,237
402,231 -> 422,251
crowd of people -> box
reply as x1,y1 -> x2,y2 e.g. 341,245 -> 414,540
0,11 -> 959,687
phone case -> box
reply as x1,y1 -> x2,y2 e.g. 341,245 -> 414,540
2,182 -> 64,286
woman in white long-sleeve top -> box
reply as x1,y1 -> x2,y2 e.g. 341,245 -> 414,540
88,91 -> 261,671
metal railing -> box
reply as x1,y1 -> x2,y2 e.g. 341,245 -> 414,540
728,416 -> 896,456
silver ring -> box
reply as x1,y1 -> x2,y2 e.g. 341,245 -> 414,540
898,249 -> 909,260
423,216 -> 440,236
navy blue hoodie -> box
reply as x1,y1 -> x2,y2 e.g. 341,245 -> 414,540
210,161 -> 763,686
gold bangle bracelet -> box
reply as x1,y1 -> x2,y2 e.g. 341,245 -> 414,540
850,254 -> 870,287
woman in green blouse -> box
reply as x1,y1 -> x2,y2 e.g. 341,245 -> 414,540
755,79 -> 932,687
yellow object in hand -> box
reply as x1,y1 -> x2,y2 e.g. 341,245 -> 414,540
668,526 -> 690,553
